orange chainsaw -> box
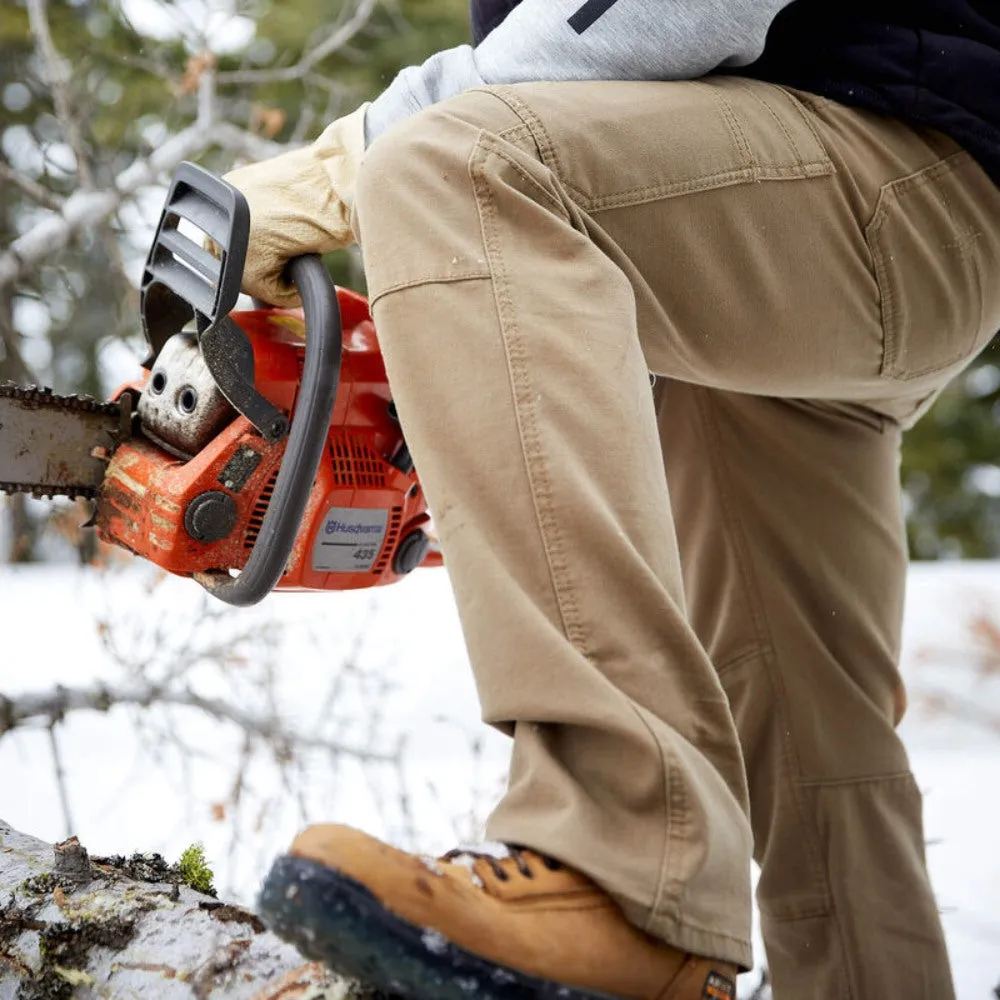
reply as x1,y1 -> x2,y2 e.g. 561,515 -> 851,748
0,162 -> 440,606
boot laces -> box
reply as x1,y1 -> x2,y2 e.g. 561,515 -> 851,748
442,843 -> 562,882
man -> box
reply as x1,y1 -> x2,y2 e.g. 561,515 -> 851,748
230,1 -> 1000,997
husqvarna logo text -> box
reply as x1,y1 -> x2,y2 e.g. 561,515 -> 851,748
313,506 -> 389,574
325,520 -> 382,535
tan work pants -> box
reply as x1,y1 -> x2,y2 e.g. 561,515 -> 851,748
352,78 -> 1000,999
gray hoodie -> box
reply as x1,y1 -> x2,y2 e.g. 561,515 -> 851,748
365,0 -> 797,144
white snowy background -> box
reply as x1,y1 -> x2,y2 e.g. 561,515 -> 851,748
0,556 -> 997,998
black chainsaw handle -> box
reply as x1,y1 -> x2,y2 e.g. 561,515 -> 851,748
194,255 -> 341,607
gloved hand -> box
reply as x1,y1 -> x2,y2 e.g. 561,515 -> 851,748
222,103 -> 369,307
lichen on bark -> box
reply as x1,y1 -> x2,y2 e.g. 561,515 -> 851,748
0,820 -> 345,999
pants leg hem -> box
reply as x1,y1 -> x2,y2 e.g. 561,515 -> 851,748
628,900 -> 753,972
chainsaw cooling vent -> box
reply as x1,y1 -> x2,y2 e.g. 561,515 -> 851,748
244,469 -> 278,551
373,506 -> 403,576
329,435 -> 388,489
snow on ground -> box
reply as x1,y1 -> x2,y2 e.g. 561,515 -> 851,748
0,560 -> 997,998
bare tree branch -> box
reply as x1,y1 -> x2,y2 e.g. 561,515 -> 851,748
0,0 -> 379,294
216,0 -> 379,85
0,681 -> 397,763
198,65 -> 217,129
25,0 -> 94,189
0,163 -> 64,212
0,125 -> 285,291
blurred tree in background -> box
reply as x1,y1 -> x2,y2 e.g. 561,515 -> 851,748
903,344 -> 1000,559
1,0 -> 1000,563
0,0 -> 468,560
0,0 -> 469,391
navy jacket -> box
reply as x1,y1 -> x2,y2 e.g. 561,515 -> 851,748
471,0 -> 1000,185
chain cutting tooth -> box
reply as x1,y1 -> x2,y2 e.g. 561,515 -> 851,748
0,381 -> 121,415
0,482 -> 100,500
0,382 -> 123,499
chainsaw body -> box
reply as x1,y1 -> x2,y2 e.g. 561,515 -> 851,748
0,161 -> 441,605
98,293 -> 434,592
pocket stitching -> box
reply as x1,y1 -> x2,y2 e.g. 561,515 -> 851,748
514,82 -> 835,213
705,80 -> 760,176
732,80 -> 808,171
867,153 -> 982,380
571,160 -> 834,213
473,132 -> 573,220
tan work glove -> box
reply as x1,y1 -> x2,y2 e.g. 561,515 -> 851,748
222,103 -> 369,307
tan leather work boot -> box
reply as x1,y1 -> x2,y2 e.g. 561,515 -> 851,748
256,824 -> 738,1000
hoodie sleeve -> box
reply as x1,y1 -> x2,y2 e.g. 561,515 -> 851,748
365,0 -> 795,143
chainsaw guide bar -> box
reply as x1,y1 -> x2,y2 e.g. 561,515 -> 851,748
0,382 -> 124,500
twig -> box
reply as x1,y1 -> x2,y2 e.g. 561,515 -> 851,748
216,0 -> 378,85
46,724 -> 75,839
25,0 -> 94,189
0,286 -> 39,386
197,66 -> 216,130
0,681 -> 397,764
0,162 -> 64,212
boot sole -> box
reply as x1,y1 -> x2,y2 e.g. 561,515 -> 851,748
258,854 -> 627,1000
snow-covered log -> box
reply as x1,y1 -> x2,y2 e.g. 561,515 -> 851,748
0,819 -> 346,999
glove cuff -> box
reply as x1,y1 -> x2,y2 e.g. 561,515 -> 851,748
311,103 -> 371,244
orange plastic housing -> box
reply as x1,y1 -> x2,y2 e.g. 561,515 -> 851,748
96,288 -> 440,591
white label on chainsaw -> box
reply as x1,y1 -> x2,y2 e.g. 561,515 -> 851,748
313,507 -> 388,573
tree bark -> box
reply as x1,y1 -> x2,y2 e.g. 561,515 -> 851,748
0,819 -> 345,999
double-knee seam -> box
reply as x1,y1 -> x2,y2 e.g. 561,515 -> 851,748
468,135 -> 590,655
692,390 -> 861,998
368,272 -> 491,307
797,769 -> 914,789
691,393 -> 835,892
715,645 -> 771,677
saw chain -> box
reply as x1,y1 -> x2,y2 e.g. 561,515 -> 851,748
0,382 -> 124,500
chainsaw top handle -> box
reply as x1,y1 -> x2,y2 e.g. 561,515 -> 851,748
142,161 -> 342,607
196,254 -> 341,607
